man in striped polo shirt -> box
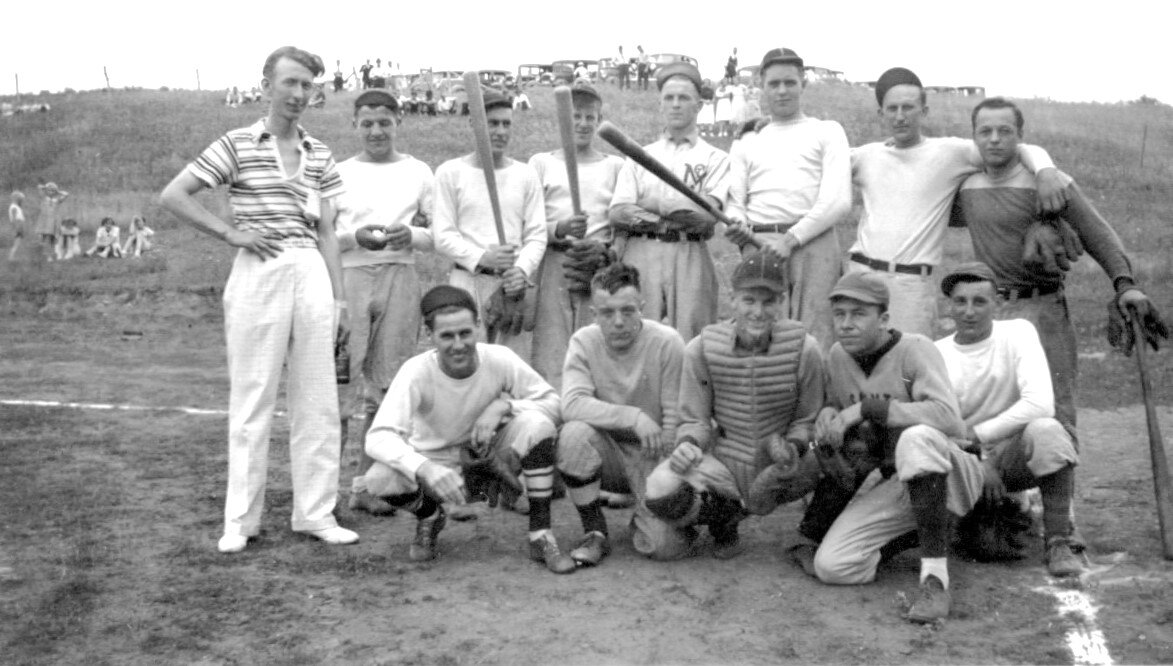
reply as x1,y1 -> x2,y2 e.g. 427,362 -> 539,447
160,45 -> 359,553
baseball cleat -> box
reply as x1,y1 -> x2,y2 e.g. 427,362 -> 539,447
906,575 -> 951,623
1045,537 -> 1084,577
710,521 -> 745,560
529,533 -> 577,574
409,511 -> 446,562
570,531 -> 611,566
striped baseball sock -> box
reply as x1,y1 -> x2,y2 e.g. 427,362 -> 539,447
522,439 -> 556,537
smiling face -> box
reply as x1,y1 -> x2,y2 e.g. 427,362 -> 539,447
354,105 -> 398,161
831,297 -> 889,356
428,308 -> 479,379
263,56 -> 316,123
947,279 -> 997,345
659,78 -> 701,132
973,106 -> 1022,171
732,287 -> 781,340
572,97 -> 601,150
485,106 -> 513,159
879,84 -> 927,148
590,285 -> 643,352
761,63 -> 805,122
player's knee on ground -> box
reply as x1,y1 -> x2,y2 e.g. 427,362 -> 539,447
631,509 -> 695,561
813,535 -> 881,586
1022,417 -> 1079,478
894,425 -> 953,481
556,421 -> 604,481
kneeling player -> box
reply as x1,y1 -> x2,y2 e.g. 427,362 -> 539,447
556,263 -> 686,565
935,263 -> 1080,576
643,251 -> 825,559
360,286 -> 576,573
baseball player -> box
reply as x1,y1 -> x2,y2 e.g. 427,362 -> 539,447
725,47 -> 851,349
934,262 -> 1082,576
643,251 -> 825,559
433,88 -> 547,363
555,262 -> 685,565
159,46 -> 358,553
808,271 -> 982,623
333,89 -> 435,516
358,286 -> 576,573
848,67 -> 1069,337
529,81 -> 624,389
609,61 -> 731,343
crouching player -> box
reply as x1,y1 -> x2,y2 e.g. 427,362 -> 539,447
359,286 -> 576,573
810,271 -> 982,623
556,263 -> 686,565
935,263 -> 1081,576
643,251 -> 825,559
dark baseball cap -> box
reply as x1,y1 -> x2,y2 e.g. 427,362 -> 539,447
759,47 -> 804,72
354,89 -> 399,112
875,67 -> 923,106
570,80 -> 602,105
940,261 -> 999,296
420,285 -> 477,319
732,250 -> 787,294
482,88 -> 512,111
829,272 -> 889,306
655,61 -> 703,95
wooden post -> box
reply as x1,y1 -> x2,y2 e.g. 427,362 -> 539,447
103,66 -> 111,90
1140,124 -> 1148,169
14,73 -> 18,96
196,69 -> 201,91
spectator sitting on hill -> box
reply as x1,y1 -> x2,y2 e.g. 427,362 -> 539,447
122,215 -> 155,257
513,88 -> 531,111
57,219 -> 82,259
85,217 -> 123,258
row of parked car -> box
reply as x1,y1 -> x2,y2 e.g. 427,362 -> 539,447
515,54 -> 699,87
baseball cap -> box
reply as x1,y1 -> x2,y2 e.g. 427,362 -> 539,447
940,261 -> 998,296
570,80 -> 602,105
354,89 -> 399,112
829,272 -> 889,306
875,67 -> 923,106
759,47 -> 804,72
420,285 -> 478,320
482,88 -> 512,111
655,61 -> 703,95
732,250 -> 787,294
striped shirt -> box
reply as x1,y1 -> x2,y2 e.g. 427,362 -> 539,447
186,119 -> 344,249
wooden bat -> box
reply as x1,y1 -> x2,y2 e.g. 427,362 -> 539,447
463,71 -> 506,245
1131,309 -> 1173,559
596,121 -> 760,249
553,86 -> 583,217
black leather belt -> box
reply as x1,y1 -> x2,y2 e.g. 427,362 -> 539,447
998,284 -> 1062,300
626,230 -> 711,243
456,264 -> 503,276
849,253 -> 933,277
750,223 -> 794,234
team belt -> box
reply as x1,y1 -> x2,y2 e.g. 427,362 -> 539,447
998,284 -> 1062,300
849,253 -> 933,277
750,223 -> 794,234
625,229 -> 712,243
456,264 -> 503,277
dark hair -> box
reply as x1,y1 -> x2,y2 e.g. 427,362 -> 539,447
262,46 -> 325,80
943,274 -> 996,297
424,303 -> 477,330
830,295 -> 888,315
970,97 -> 1024,133
591,262 -> 640,295
100,216 -> 115,226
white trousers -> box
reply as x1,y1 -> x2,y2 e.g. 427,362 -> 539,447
223,248 -> 342,536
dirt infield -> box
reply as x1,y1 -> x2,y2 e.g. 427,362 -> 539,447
2,297 -> 1173,665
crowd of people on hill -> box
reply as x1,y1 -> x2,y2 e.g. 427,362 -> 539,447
5,185 -> 154,262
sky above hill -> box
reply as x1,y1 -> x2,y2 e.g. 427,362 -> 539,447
3,0 -> 1166,104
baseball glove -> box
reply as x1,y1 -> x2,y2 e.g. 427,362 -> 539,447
1107,295 -> 1169,355
563,239 -> 613,295
485,284 -> 531,339
459,437 -> 524,508
954,495 -> 1034,561
1022,218 -> 1084,275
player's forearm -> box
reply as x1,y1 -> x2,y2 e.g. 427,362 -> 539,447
1063,184 -> 1135,286
784,342 -> 826,443
159,184 -> 235,242
609,203 -> 658,229
316,205 -> 346,301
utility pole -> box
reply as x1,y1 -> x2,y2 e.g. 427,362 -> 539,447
103,66 -> 111,90
196,69 -> 201,91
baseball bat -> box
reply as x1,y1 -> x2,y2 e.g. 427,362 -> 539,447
553,86 -> 583,217
1131,309 -> 1173,559
596,121 -> 760,249
463,71 -> 506,245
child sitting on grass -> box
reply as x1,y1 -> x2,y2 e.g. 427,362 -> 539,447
57,219 -> 82,259
122,215 -> 154,257
85,217 -> 123,258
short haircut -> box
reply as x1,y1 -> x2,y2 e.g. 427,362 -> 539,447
424,303 -> 477,330
100,216 -> 115,226
943,274 -> 997,297
830,295 -> 888,316
262,46 -> 324,80
971,97 -> 1024,133
591,262 -> 641,295
354,90 -> 399,115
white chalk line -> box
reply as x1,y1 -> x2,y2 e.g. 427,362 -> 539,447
0,398 -> 286,417
1030,553 -> 1129,666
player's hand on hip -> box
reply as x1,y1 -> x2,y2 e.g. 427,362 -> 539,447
1034,168 -> 1072,215
479,244 -> 517,272
228,229 -> 284,260
633,412 -> 664,459
556,214 -> 588,240
668,440 -> 703,475
355,225 -> 391,250
417,460 -> 467,506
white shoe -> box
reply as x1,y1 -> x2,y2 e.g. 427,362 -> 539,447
307,526 -> 359,545
218,534 -> 249,553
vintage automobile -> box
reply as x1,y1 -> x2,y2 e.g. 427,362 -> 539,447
517,63 -> 554,87
552,59 -> 599,84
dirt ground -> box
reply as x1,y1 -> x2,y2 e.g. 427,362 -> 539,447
3,295 -> 1173,665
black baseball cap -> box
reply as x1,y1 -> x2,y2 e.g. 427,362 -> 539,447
354,90 -> 399,112
759,47 -> 804,72
732,250 -> 787,294
940,261 -> 999,296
